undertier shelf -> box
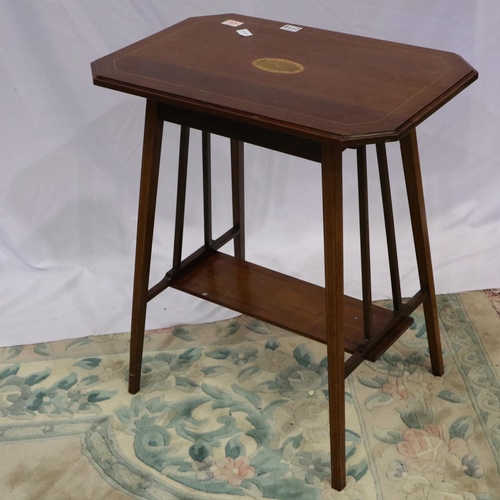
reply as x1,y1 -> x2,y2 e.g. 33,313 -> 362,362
169,251 -> 412,354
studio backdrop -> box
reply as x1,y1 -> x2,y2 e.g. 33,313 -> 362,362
1,0 -> 499,346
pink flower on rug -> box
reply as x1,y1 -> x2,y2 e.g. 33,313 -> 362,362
485,289 -> 500,317
213,457 -> 255,486
382,376 -> 408,400
397,424 -> 467,473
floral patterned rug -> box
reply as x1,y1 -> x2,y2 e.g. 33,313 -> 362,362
1,290 -> 500,500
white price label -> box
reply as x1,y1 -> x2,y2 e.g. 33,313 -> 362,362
236,29 -> 253,37
222,19 -> 244,27
280,24 -> 303,32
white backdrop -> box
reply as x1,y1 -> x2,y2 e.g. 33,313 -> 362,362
1,1 -> 499,347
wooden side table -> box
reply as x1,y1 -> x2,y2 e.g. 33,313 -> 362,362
92,14 -> 477,491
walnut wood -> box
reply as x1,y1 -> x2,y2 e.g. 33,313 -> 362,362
230,140 -> 245,260
168,250 -> 414,354
357,146 -> 372,340
158,103 -> 322,161
129,100 -> 164,394
147,227 -> 239,302
92,15 -> 477,490
202,131 -> 213,246
92,13 -> 477,146
400,130 -> 444,376
363,289 -> 426,362
321,142 -> 346,490
344,349 -> 365,378
376,143 -> 403,311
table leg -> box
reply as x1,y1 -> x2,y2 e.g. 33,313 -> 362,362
322,143 -> 346,491
400,130 -> 444,376
231,139 -> 245,260
128,100 -> 164,394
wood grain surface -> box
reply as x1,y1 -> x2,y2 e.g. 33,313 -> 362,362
92,13 -> 477,145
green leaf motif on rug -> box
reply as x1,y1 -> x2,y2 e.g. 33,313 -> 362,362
78,375 -> 100,388
87,390 -> 117,403
238,365 -> 260,382
293,344 -> 315,367
174,376 -> 198,393
397,399 -> 435,429
347,459 -> 369,481
450,416 -> 475,440
66,338 -> 92,352
438,389 -> 464,403
231,383 -> 261,409
265,339 -> 280,351
357,373 -> 388,389
373,426 -> 404,444
0,345 -> 23,361
413,322 -> 428,339
365,392 -> 393,410
25,368 -> 51,386
206,348 -> 232,360
172,327 -> 197,342
189,440 -> 212,462
245,320 -> 270,335
57,373 -> 78,390
201,365 -> 232,378
33,343 -> 54,357
218,322 -> 240,338
225,436 -> 245,459
281,434 -> 302,460
74,358 -> 102,370
0,364 -> 19,380
179,348 -> 202,363
252,380 -> 280,393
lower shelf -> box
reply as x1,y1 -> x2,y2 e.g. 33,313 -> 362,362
169,250 -> 413,355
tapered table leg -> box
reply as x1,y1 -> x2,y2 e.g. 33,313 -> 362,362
400,129 -> 444,376
128,100 -> 164,394
231,139 -> 245,260
322,143 -> 346,491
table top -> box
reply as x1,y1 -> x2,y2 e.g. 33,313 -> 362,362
92,13 -> 477,145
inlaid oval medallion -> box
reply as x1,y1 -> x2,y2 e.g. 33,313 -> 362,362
252,58 -> 304,74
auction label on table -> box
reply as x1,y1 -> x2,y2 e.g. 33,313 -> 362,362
221,19 -> 244,27
236,29 -> 253,37
280,24 -> 303,32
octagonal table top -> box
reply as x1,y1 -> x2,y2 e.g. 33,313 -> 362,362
92,13 -> 477,145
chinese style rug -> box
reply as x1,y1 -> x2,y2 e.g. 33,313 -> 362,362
1,290 -> 500,500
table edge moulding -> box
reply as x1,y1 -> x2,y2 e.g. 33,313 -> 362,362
91,13 -> 478,491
